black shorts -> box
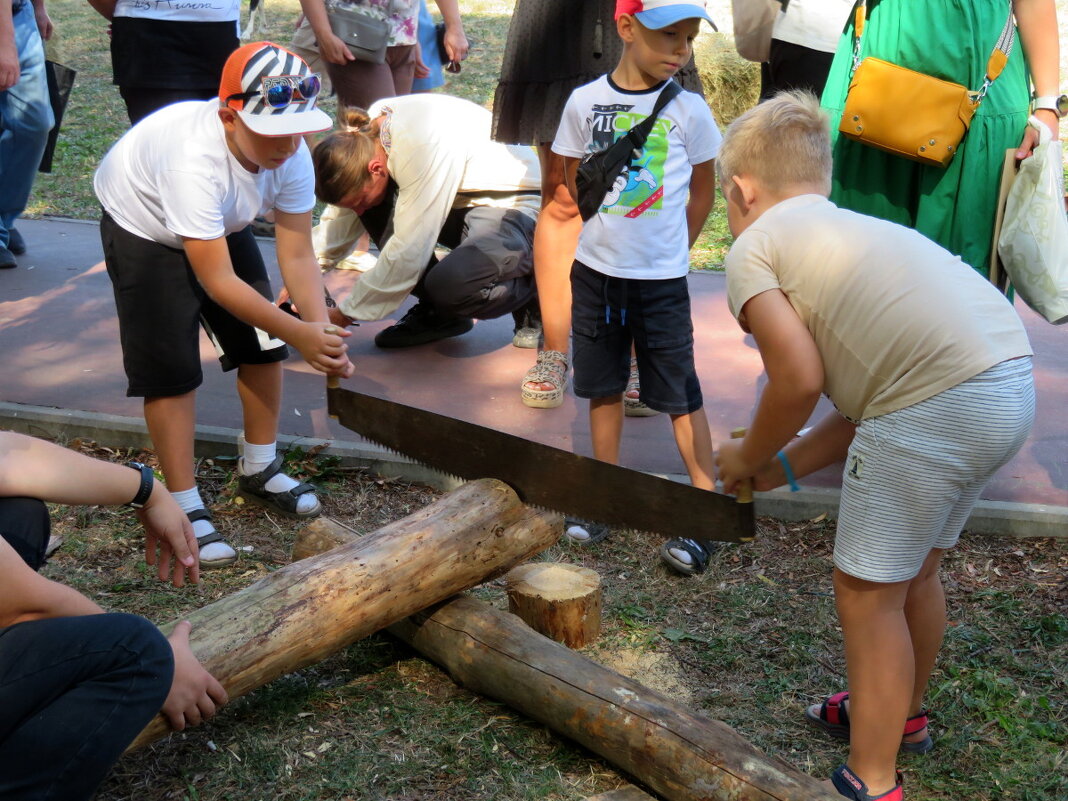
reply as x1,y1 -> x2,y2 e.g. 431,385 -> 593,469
100,212 -> 288,398
570,260 -> 702,415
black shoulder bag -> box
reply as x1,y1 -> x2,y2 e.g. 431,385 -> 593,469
575,80 -> 683,221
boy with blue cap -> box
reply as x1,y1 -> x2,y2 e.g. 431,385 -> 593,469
552,1 -> 722,573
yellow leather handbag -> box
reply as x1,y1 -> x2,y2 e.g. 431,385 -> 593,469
838,1 -> 1015,168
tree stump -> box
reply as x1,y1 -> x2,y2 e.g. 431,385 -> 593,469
505,562 -> 602,648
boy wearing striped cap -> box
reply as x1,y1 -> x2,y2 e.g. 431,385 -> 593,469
714,91 -> 1034,801
95,42 -> 353,570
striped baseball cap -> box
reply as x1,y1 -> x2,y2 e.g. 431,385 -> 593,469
220,42 -> 333,137
615,0 -> 717,31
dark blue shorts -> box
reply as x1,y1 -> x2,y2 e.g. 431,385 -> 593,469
570,260 -> 702,415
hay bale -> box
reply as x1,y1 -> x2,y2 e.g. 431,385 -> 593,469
694,33 -> 760,126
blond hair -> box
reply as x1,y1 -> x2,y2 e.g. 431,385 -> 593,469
312,107 -> 379,206
716,90 -> 832,195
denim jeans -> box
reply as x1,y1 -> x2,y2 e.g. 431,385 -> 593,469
0,614 -> 173,801
0,0 -> 54,250
0,500 -> 174,800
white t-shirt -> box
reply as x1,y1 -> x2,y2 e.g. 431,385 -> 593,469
94,100 -> 316,250
725,195 -> 1032,421
113,0 -> 240,24
552,75 -> 721,280
772,0 -> 855,54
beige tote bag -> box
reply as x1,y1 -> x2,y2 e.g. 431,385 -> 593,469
731,0 -> 782,62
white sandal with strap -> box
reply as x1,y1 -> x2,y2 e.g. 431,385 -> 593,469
521,350 -> 568,409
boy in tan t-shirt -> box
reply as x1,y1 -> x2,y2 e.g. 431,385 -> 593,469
713,92 -> 1033,801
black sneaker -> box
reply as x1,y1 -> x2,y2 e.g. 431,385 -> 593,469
7,228 -> 25,255
0,245 -> 15,270
374,302 -> 473,348
511,300 -> 543,349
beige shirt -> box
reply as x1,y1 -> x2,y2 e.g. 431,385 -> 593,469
337,94 -> 541,322
725,195 -> 1032,421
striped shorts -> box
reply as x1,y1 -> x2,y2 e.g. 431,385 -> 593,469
835,357 -> 1035,583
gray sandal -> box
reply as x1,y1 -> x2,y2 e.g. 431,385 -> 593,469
237,454 -> 322,519
187,508 -> 237,569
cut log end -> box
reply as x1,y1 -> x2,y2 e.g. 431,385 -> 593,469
505,562 -> 602,649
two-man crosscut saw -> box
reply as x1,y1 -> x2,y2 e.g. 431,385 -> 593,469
327,384 -> 754,543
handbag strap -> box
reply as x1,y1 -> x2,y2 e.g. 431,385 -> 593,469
622,80 -> 683,151
850,0 -> 1016,103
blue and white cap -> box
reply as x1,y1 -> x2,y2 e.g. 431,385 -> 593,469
616,0 -> 718,31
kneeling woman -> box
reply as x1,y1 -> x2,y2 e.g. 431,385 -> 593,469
313,94 -> 542,348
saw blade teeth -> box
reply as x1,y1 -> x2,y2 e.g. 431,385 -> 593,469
357,434 -> 468,485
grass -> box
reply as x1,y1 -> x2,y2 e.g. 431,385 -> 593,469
38,440 -> 1068,801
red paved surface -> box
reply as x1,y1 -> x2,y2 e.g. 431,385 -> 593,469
2,217 -> 1065,507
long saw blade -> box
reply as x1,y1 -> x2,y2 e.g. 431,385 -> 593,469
328,386 -> 754,543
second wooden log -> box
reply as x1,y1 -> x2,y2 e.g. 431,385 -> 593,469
390,597 -> 839,801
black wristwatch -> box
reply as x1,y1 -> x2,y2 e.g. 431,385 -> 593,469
125,461 -> 155,509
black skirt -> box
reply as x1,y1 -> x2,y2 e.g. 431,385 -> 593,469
491,0 -> 701,145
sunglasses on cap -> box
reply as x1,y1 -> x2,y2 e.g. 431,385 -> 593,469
227,73 -> 322,110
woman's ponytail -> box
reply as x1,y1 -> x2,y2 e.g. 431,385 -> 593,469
313,107 -> 378,205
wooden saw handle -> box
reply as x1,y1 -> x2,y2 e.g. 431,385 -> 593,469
730,427 -> 753,504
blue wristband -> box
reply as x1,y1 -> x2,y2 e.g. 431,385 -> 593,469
777,450 -> 800,492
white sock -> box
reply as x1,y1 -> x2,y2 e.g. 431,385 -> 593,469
669,547 -> 694,566
171,487 -> 235,562
565,522 -> 592,542
239,438 -> 317,514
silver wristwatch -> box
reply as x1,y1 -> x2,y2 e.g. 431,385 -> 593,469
1033,94 -> 1068,119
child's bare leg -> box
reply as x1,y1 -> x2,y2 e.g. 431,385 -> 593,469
145,391 -> 236,564
523,149 -> 581,402
669,408 -> 715,491
236,362 -> 319,515
236,362 -> 282,444
143,392 -> 197,491
589,396 -> 624,464
902,548 -> 947,739
534,148 -> 580,357
834,568 -> 912,796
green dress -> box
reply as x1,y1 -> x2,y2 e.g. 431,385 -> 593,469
821,0 -> 1030,278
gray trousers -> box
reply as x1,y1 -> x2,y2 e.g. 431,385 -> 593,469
361,182 -> 538,321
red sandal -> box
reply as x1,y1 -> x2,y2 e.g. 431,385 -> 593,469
831,764 -> 903,800
806,691 -> 933,754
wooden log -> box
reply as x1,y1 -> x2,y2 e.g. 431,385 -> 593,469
128,478 -> 562,750
290,516 -> 361,562
505,562 -> 602,648
389,597 -> 838,801
585,788 -> 657,801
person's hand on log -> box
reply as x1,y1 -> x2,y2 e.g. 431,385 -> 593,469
137,486 -> 200,587
162,621 -> 228,731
